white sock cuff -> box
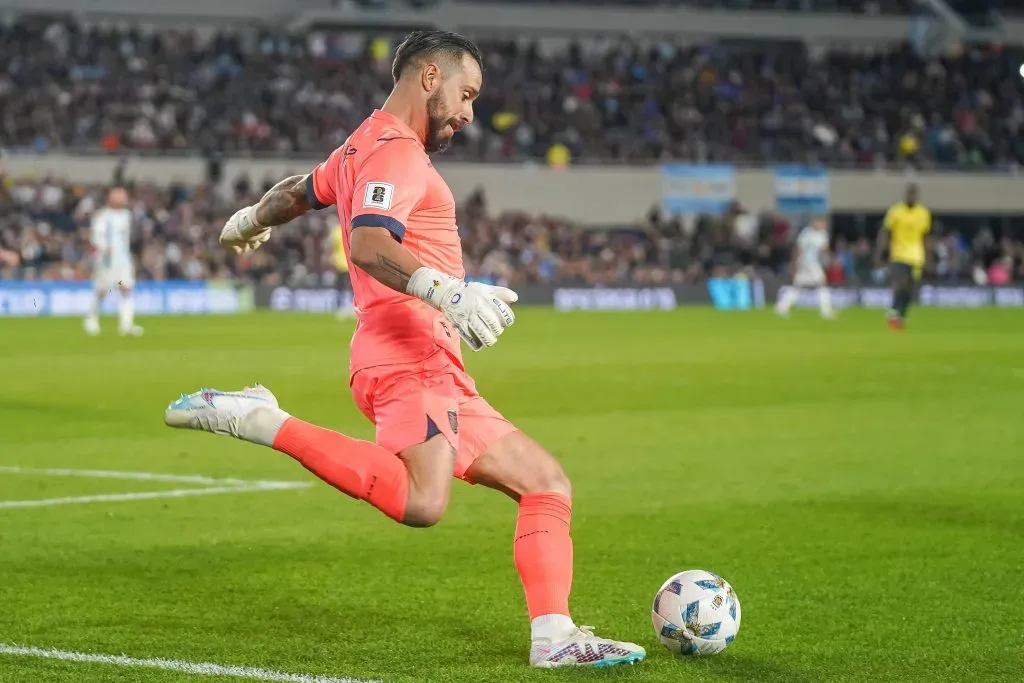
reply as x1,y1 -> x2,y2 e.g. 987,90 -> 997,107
530,613 -> 576,642
244,406 -> 291,448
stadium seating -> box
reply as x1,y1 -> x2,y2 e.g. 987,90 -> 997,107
3,16 -> 1024,168
460,0 -> 916,12
1,12 -> 1022,288
2,174 -> 1021,286
386,0 -> 1019,15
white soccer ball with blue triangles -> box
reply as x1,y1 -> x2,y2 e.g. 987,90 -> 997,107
651,569 -> 741,656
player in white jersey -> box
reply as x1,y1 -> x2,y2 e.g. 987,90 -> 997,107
84,187 -> 143,336
774,216 -> 835,319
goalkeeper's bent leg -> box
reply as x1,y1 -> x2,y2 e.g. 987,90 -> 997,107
165,387 -> 436,524
273,418 -> 411,523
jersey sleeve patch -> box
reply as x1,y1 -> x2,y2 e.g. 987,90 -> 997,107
362,182 -> 395,211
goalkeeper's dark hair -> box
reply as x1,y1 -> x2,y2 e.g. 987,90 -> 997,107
391,30 -> 483,84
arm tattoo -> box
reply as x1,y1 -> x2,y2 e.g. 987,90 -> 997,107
375,254 -> 413,292
253,175 -> 311,227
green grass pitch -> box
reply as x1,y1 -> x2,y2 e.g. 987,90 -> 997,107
1,308 -> 1022,682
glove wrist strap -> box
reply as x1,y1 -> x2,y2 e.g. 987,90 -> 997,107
247,205 -> 266,231
406,267 -> 455,310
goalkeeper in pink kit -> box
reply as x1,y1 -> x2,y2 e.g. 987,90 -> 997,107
165,31 -> 645,669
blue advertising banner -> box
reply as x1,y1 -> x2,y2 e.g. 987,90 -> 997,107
707,277 -> 765,311
554,287 -> 678,311
661,164 -> 736,215
772,165 -> 830,214
772,284 -> 1024,309
0,281 -> 251,317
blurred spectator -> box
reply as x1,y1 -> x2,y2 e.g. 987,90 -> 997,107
3,17 -> 1024,168
825,254 -> 846,284
988,256 -> 1012,286
460,0 -> 1021,16
2,173 -> 1022,287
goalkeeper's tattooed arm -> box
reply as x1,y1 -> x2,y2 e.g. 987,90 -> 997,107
218,174 -> 315,254
253,175 -> 312,228
351,225 -> 518,352
349,226 -> 425,293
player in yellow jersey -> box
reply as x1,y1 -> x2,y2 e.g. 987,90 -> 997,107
329,221 -> 355,319
875,183 -> 931,330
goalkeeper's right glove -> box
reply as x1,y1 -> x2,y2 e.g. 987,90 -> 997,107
220,205 -> 272,255
407,267 -> 518,351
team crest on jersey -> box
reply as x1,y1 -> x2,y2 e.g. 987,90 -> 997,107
363,181 -> 394,210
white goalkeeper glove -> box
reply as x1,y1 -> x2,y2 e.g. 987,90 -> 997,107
407,267 -> 518,351
220,205 -> 271,255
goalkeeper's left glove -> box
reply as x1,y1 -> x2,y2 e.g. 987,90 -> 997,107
220,205 -> 271,255
406,267 -> 518,351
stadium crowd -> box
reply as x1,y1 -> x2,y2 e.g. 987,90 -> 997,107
2,174 -> 1022,288
3,16 -> 1024,167
462,0 -> 915,12
348,0 -> 1011,18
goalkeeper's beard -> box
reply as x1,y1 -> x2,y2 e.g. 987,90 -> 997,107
425,90 -> 457,154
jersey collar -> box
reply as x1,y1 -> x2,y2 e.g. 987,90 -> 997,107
370,109 -> 422,144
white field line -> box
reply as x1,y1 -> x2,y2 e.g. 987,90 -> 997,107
0,466 -> 311,509
0,466 -> 252,486
0,643 -> 379,683
0,482 -> 309,509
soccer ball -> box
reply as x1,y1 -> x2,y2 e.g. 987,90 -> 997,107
651,569 -> 741,656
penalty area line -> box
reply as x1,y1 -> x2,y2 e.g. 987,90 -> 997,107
0,481 -> 310,509
0,466 -> 259,486
0,643 -> 381,683
0,467 -> 312,510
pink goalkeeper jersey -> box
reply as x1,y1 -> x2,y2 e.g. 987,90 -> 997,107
307,109 -> 465,376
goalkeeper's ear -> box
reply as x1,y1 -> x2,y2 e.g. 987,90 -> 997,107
490,286 -> 519,304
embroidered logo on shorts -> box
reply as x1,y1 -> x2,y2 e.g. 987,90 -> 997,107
447,410 -> 459,435
362,182 -> 394,210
